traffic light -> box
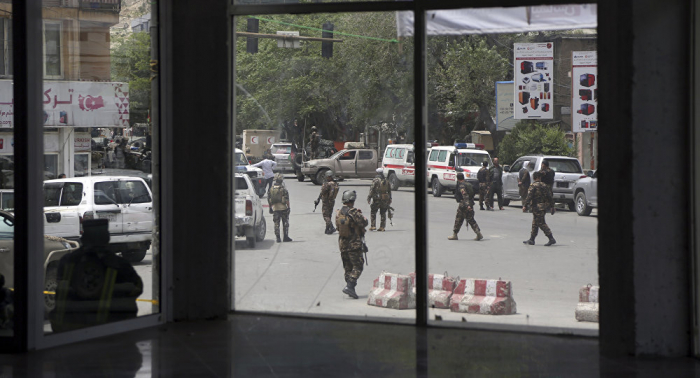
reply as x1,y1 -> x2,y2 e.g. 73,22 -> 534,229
247,18 -> 259,54
322,22 -> 333,58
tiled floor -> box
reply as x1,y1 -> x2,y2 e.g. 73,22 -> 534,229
1,314 -> 699,377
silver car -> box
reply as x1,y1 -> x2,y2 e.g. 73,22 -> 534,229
270,143 -> 294,173
573,170 -> 597,216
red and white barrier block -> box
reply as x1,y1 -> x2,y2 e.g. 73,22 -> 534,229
449,279 -> 517,315
575,285 -> 599,322
367,272 -> 415,310
408,273 -> 458,309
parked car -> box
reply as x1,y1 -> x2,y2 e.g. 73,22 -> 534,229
301,148 -> 380,185
573,169 -> 598,216
0,210 -> 80,317
235,148 -> 265,196
427,143 -> 492,197
502,155 -> 584,210
270,143 -> 294,173
43,176 -> 154,262
234,174 -> 266,248
381,144 -> 417,190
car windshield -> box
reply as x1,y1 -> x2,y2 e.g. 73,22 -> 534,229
271,145 -> 291,154
548,159 -> 583,173
234,152 -> 249,166
94,180 -> 151,205
457,153 -> 490,167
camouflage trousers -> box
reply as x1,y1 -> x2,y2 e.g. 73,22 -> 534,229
273,210 -> 290,237
453,203 -> 480,235
479,183 -> 489,207
370,201 -> 389,228
531,209 -> 552,238
519,185 -> 529,202
341,250 -> 364,284
322,201 -> 334,227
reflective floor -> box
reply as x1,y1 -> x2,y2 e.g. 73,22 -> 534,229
1,313 -> 699,377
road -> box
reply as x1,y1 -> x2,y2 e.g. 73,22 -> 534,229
234,176 -> 599,334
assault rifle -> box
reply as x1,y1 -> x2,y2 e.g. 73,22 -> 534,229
313,196 -> 321,212
388,207 -> 395,226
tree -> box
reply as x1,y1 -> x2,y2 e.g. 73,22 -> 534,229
496,121 -> 575,165
111,31 -> 152,125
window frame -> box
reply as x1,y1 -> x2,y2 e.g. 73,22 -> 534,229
42,20 -> 63,79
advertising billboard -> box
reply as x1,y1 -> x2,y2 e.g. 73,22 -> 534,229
571,51 -> 597,132
514,43 -> 554,120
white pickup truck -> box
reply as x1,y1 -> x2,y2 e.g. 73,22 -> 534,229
234,174 -> 267,248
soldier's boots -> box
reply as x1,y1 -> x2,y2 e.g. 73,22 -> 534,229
448,233 -> 458,240
369,226 -> 377,231
283,233 -> 293,242
544,235 -> 556,246
475,232 -> 483,241
377,227 -> 385,232
480,205 -> 485,210
276,235 -> 282,243
324,224 -> 332,235
329,224 -> 336,234
523,238 -> 535,245
343,280 -> 359,299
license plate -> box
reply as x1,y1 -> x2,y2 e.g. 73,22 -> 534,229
556,182 -> 568,188
99,213 -> 117,222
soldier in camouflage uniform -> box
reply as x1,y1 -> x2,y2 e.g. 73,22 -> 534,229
336,190 -> 369,299
315,170 -> 339,234
268,174 -> 293,243
448,173 -> 483,241
523,171 -> 556,246
309,126 -> 320,159
477,160 -> 490,210
367,168 -> 392,231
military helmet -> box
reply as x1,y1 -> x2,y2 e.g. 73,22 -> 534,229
456,172 -> 465,180
325,170 -> 334,179
342,190 -> 357,203
274,173 -> 284,183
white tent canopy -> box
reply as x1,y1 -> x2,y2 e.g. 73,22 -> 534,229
396,5 -> 597,36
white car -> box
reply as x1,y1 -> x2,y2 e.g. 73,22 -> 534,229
572,169 -> 597,216
235,148 -> 266,196
234,174 -> 266,248
270,143 -> 294,173
381,144 -> 416,190
427,143 -> 492,197
43,176 -> 154,262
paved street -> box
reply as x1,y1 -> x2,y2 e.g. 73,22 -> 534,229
234,175 -> 599,334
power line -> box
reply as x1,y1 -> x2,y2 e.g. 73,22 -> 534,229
249,16 -> 399,43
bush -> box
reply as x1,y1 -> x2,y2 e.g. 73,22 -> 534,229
497,122 -> 575,165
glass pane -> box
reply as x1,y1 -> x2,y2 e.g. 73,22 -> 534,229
424,5 -> 598,332
41,1 -> 159,334
0,4 -> 12,339
233,12 -> 415,322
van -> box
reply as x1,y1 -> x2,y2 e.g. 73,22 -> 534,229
427,143 -> 492,197
381,144 -> 416,190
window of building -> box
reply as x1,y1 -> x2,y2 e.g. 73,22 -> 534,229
43,21 -> 62,78
0,17 -> 12,77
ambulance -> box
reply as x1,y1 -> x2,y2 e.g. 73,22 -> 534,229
381,144 -> 416,190
426,143 -> 492,197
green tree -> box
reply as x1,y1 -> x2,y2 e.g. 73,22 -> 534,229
496,121 -> 575,165
111,31 -> 151,125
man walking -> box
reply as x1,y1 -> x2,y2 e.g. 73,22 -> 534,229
477,160 -> 490,210
252,157 -> 278,195
486,157 -> 504,210
367,168 -> 392,231
335,190 -> 368,299
539,160 -> 555,194
448,173 -> 483,241
518,161 -> 532,204
268,174 -> 292,243
523,171 -> 556,246
315,170 -> 339,234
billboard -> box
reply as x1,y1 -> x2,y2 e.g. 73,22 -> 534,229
0,80 -> 129,128
571,51 -> 597,132
514,43 -> 554,120
495,81 -> 516,131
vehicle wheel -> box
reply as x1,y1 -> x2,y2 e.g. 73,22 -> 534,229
44,264 -> 58,317
431,178 -> 443,197
388,172 -> 400,191
71,254 -> 106,300
246,235 -> 256,248
575,192 -> 592,216
294,154 -> 303,168
502,199 -> 510,206
122,248 -> 147,263
316,169 -> 328,185
296,170 -> 305,182
255,217 -> 266,242
567,200 -> 577,212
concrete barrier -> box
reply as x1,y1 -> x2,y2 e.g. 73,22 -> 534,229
367,272 -> 415,310
408,273 -> 458,309
575,285 -> 599,322
449,278 -> 517,315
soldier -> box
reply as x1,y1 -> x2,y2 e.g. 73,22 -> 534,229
477,160 -> 490,210
309,126 -> 320,159
315,170 -> 339,234
367,168 -> 392,231
486,157 -> 505,210
335,190 -> 369,299
268,174 -> 293,243
539,159 -> 555,194
518,161 -> 532,204
448,172 -> 483,241
523,171 -> 556,246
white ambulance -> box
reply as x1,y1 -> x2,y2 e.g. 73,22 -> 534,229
426,143 -> 492,197
381,144 -> 416,190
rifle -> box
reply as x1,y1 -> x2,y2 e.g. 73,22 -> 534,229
388,206 -> 395,226
313,196 -> 321,212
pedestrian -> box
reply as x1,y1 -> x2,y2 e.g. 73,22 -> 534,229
486,157 -> 505,210
268,173 -> 292,243
518,161 -> 531,204
367,168 -> 392,231
315,170 -> 339,234
477,160 -> 490,210
309,126 -> 320,159
58,173 -> 66,179
252,157 -> 278,195
523,171 -> 556,246
335,190 -> 368,299
448,172 -> 483,241
539,160 -> 555,194
114,138 -> 127,169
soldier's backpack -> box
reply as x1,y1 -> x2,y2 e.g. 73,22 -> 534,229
270,185 -> 284,204
337,207 -> 353,237
379,179 -> 391,201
